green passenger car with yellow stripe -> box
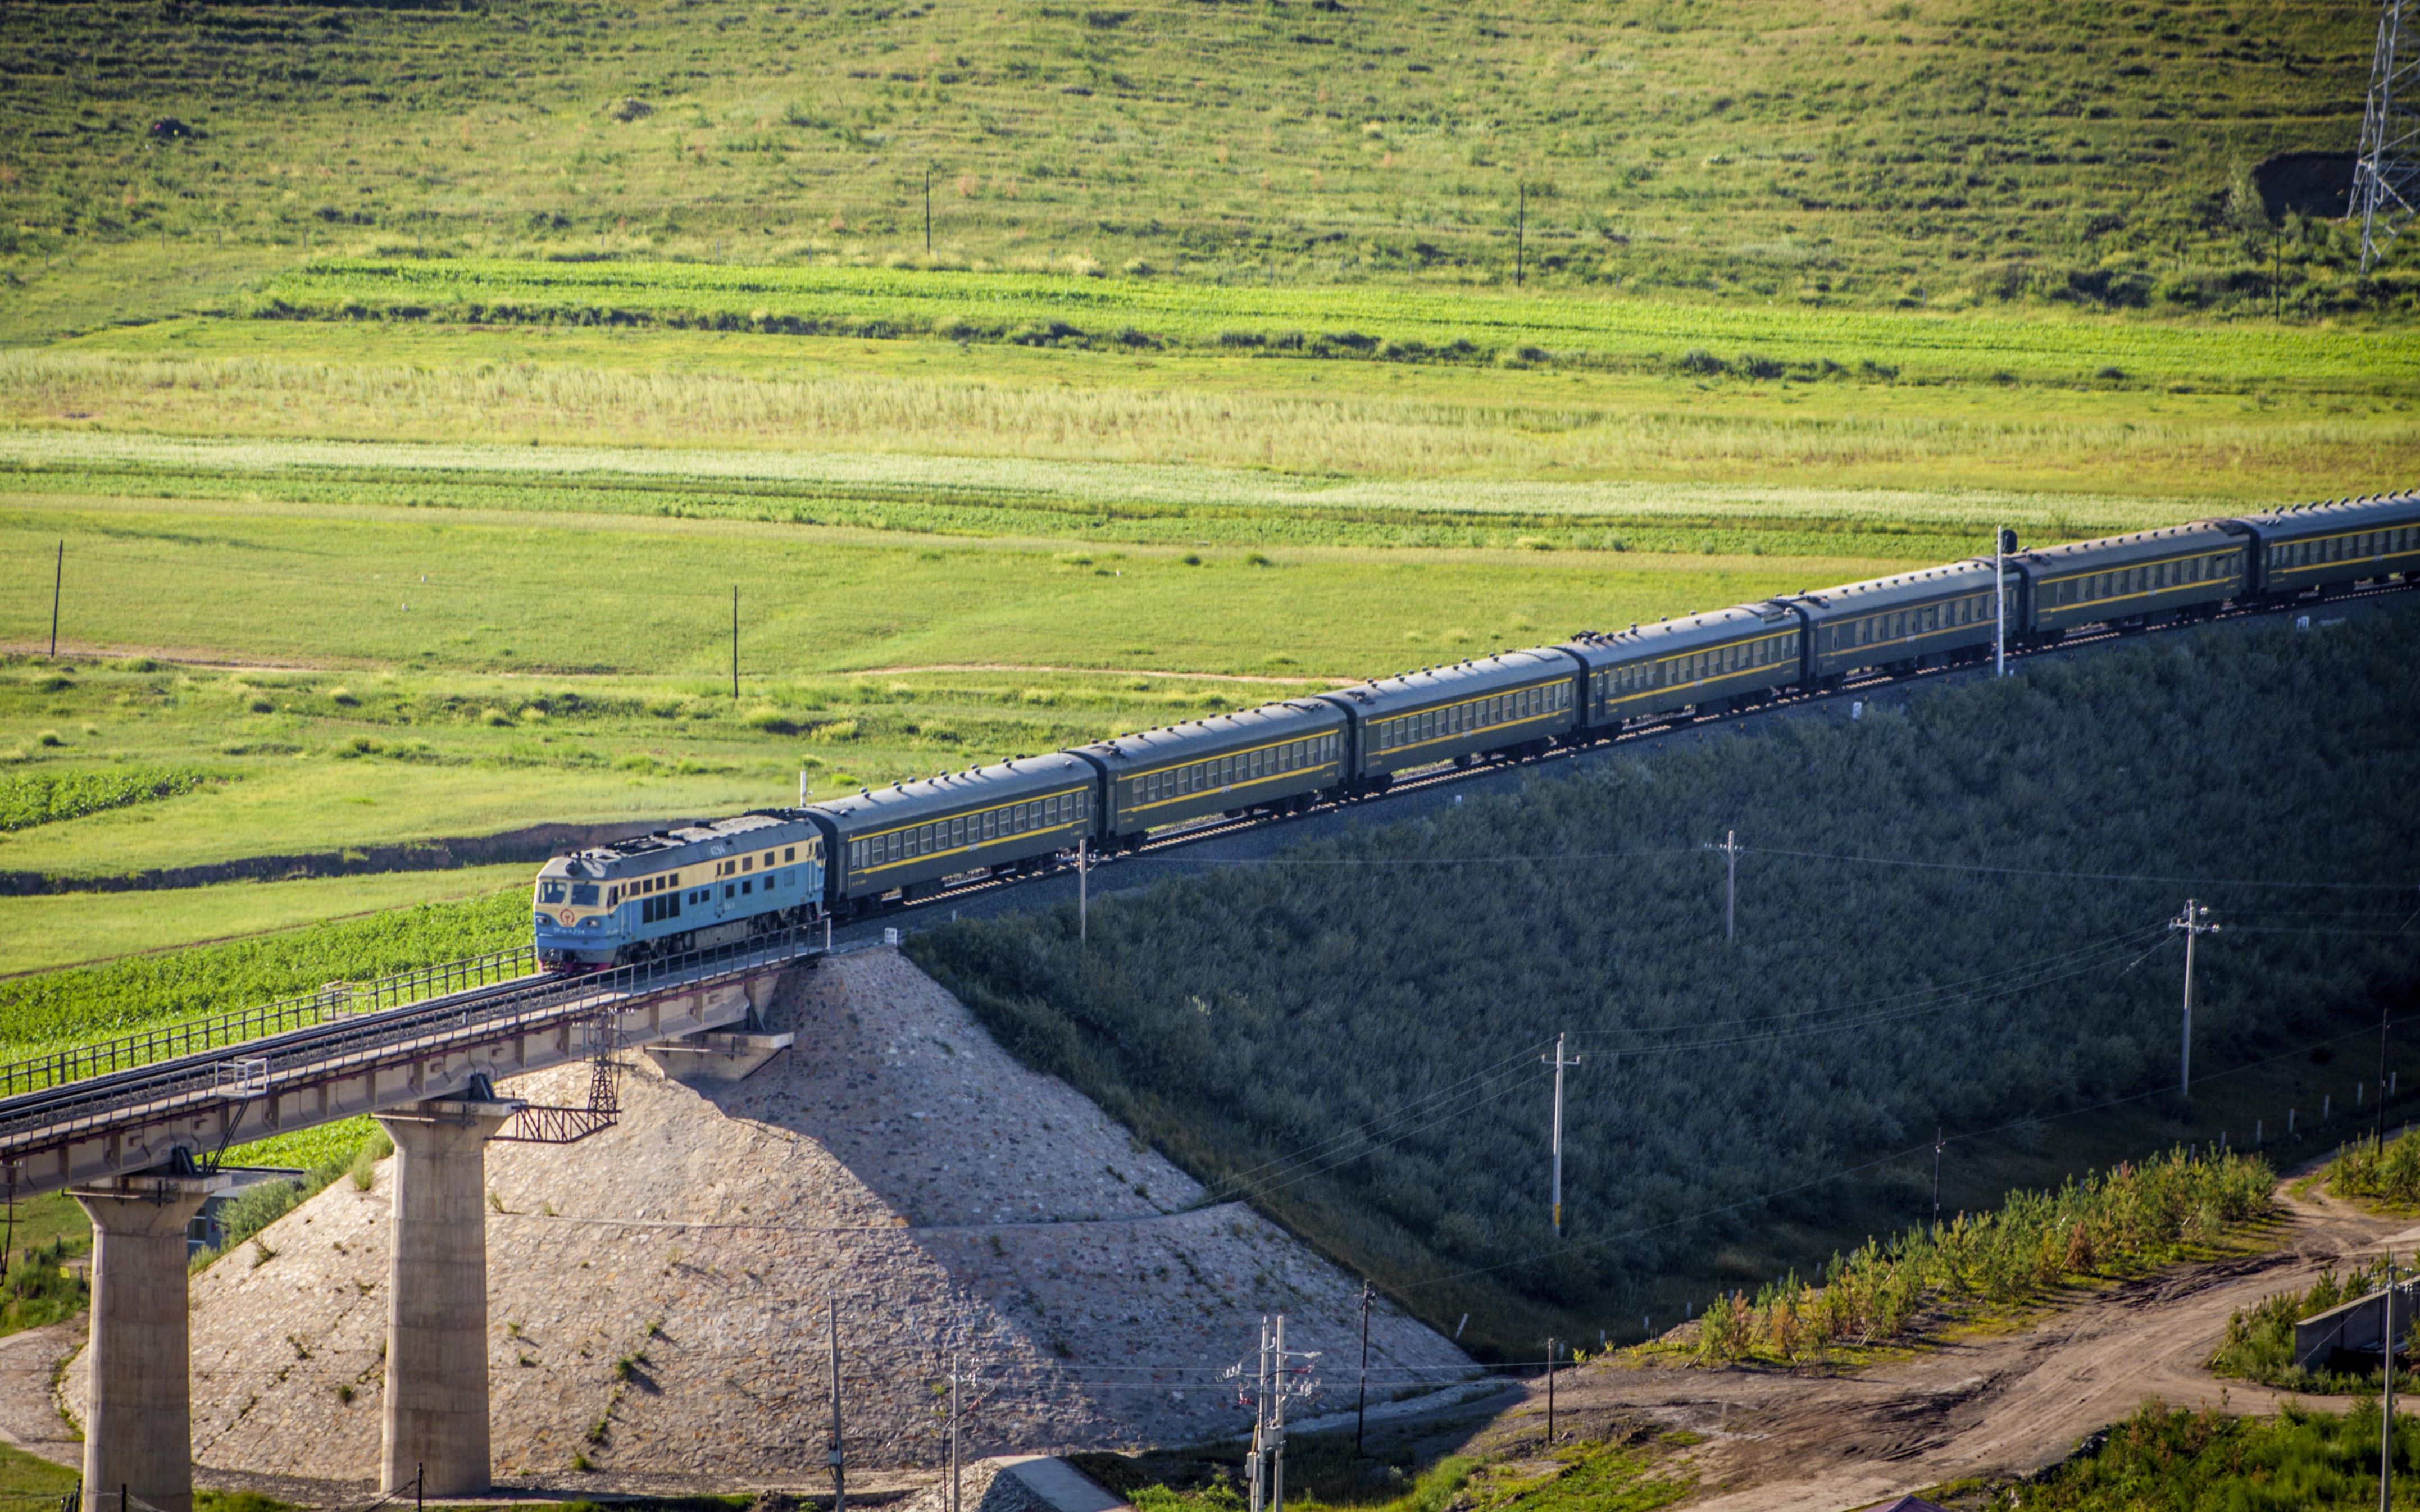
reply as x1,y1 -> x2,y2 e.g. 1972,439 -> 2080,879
1786,559 -> 2014,683
1321,648 -> 1579,786
1563,603 -> 1804,726
2008,521 -> 2247,639
801,754 -> 1098,913
2228,495 -> 2420,600
1073,699 -> 1348,846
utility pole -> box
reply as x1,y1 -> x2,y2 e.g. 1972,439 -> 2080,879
1269,1314 -> 1289,1512
827,1295 -> 846,1512
1077,837 -> 1089,943
2171,900 -> 2219,1113
2387,1257 -> 2401,1512
1354,1281 -> 1371,1458
731,586 -> 740,701
948,1350 -> 962,1512
1931,1125 -> 1945,1231
1994,528 -> 2016,678
2273,226 -> 2283,321
1514,183 -> 1526,286
2384,996 -> 2396,1147
1247,1317 -> 1270,1512
1543,1338 -> 1557,1447
48,540 -> 62,659
925,169 -> 933,253
1707,830 -> 1741,940
1542,1034 -> 1581,1235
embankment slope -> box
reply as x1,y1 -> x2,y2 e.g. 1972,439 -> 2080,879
64,950 -> 1470,1491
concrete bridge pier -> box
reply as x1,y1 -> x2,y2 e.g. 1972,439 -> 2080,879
375,1096 -> 523,1497
71,1172 -> 231,1512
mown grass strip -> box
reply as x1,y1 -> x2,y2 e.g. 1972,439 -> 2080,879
254,258 -> 2420,394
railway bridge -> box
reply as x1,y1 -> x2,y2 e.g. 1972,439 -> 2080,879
0,931 -> 821,1512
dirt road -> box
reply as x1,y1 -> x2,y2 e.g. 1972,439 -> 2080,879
1498,1186 -> 2419,1511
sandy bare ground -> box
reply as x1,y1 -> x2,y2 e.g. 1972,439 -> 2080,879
1470,1185 -> 2420,1511
0,1318 -> 81,1464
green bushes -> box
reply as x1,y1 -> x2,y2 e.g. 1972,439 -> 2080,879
0,766 -> 211,830
2208,1251 -> 2411,1393
909,607 -> 2420,1351
2326,1131 -> 2420,1210
188,1160 -> 349,1272
1698,1148 -> 2272,1363
2019,1400 -> 2420,1510
0,1238 -> 87,1336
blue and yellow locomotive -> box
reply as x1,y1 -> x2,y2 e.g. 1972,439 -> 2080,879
534,811 -> 826,967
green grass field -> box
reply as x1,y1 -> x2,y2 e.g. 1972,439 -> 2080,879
246,257 -> 2420,390
0,864 -> 529,978
2,0 -> 2411,340
0,0 -> 2410,1393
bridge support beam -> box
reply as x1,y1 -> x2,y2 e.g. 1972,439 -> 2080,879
376,1097 -> 522,1498
71,1172 -> 230,1512
644,1030 -> 795,1083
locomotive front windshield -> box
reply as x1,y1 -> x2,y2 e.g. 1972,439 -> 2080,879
538,880 -> 567,904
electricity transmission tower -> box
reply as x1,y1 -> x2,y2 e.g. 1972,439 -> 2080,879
2354,0 -> 2418,271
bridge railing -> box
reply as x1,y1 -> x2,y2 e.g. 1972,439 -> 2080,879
0,927 -> 818,1153
0,945 -> 538,1100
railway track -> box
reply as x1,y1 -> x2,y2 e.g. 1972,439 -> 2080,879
2,576 -> 2409,1128
856,577 -> 2420,929
0,927 -> 818,1160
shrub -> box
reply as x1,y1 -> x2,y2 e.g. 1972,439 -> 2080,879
1,1238 -> 87,1335
2025,1400 -> 2420,1509
1699,1147 -> 2273,1364
2323,1131 -> 2420,1209
348,1127 -> 395,1192
908,609 -> 2420,1352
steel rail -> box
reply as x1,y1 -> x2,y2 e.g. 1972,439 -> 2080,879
2,573 -> 2409,1119
874,576 -> 2420,916
0,946 -> 538,1100
0,928 -> 819,1159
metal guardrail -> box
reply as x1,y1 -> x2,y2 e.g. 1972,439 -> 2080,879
0,927 -> 818,1158
0,946 -> 537,1100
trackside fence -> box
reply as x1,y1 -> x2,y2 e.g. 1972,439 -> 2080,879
0,927 -> 819,1156
0,946 -> 539,1100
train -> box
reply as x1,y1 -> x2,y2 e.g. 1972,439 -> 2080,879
533,490 -> 2420,967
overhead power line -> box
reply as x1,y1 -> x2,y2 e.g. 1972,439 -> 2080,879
1138,842 -> 2412,894
1391,1008 -> 2420,1294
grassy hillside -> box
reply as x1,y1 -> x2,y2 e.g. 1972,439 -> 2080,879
0,0 -> 2409,339
908,603 -> 2420,1354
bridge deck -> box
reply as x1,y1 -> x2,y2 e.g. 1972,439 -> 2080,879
0,930 -> 822,1198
